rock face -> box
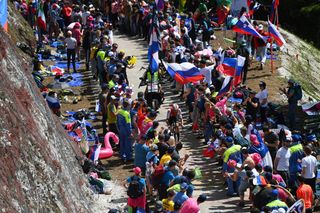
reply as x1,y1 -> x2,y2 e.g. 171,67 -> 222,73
0,27 -> 91,213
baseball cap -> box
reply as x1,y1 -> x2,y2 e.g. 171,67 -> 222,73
180,182 -> 188,190
110,95 -> 117,100
258,24 -> 263,30
150,144 -> 158,151
225,136 -> 234,144
155,200 -> 163,211
292,134 -> 302,142
306,134 -> 317,142
133,167 -> 141,175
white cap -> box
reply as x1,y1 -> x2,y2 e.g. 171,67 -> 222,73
258,24 -> 263,30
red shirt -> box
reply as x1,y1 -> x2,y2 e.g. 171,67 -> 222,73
296,183 -> 313,209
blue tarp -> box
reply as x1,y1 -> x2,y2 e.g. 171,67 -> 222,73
55,61 -> 82,70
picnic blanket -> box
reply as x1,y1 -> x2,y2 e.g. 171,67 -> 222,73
63,73 -> 84,87
65,110 -> 96,121
55,61 -> 81,70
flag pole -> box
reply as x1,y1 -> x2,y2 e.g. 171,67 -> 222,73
276,7 -> 279,29
267,18 -> 274,74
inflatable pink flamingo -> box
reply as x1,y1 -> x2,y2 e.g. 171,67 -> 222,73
98,132 -> 119,159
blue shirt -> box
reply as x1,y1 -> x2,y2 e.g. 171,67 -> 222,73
173,191 -> 189,205
146,151 -> 159,164
161,169 -> 175,187
127,175 -> 146,191
134,143 -> 149,169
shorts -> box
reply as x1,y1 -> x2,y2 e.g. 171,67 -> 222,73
168,116 -> 177,126
238,179 -> 250,196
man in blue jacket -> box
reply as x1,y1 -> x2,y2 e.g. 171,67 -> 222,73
117,100 -> 132,162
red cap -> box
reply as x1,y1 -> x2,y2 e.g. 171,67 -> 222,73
133,167 -> 141,175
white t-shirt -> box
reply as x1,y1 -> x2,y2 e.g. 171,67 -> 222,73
82,11 -> 90,25
276,147 -> 291,171
255,89 -> 268,107
200,67 -> 212,84
65,37 -> 77,49
301,155 -> 317,179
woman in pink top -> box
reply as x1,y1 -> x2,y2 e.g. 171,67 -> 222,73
180,195 -> 207,213
72,23 -> 82,61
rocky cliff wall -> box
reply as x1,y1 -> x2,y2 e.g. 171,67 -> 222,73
0,23 -> 91,213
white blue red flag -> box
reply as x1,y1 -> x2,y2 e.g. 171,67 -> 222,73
217,76 -> 233,98
234,55 -> 246,86
90,144 -> 101,163
232,15 -> 266,42
163,62 -> 204,84
268,20 -> 286,46
0,0 -> 8,31
148,13 -> 161,74
216,57 -> 237,76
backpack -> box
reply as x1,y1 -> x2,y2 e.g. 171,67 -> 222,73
127,177 -> 143,198
293,83 -> 303,100
151,165 -> 165,189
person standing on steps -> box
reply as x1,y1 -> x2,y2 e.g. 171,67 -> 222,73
236,40 -> 250,84
99,83 -> 109,136
64,30 -> 77,73
117,100 -> 133,162
279,79 -> 299,130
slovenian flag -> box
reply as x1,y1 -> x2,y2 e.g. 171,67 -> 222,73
234,55 -> 246,86
0,0 -> 8,32
163,62 -> 204,84
232,15 -> 266,42
217,76 -> 233,99
148,13 -> 161,74
90,144 -> 101,163
37,1 -> 46,30
216,57 -> 237,76
268,20 -> 286,46
270,0 -> 279,23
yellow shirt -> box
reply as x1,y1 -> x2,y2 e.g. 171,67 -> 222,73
162,198 -> 174,211
107,103 -> 117,124
160,154 -> 172,165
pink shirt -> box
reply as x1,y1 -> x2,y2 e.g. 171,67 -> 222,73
72,29 -> 81,43
216,98 -> 227,115
180,198 -> 200,213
